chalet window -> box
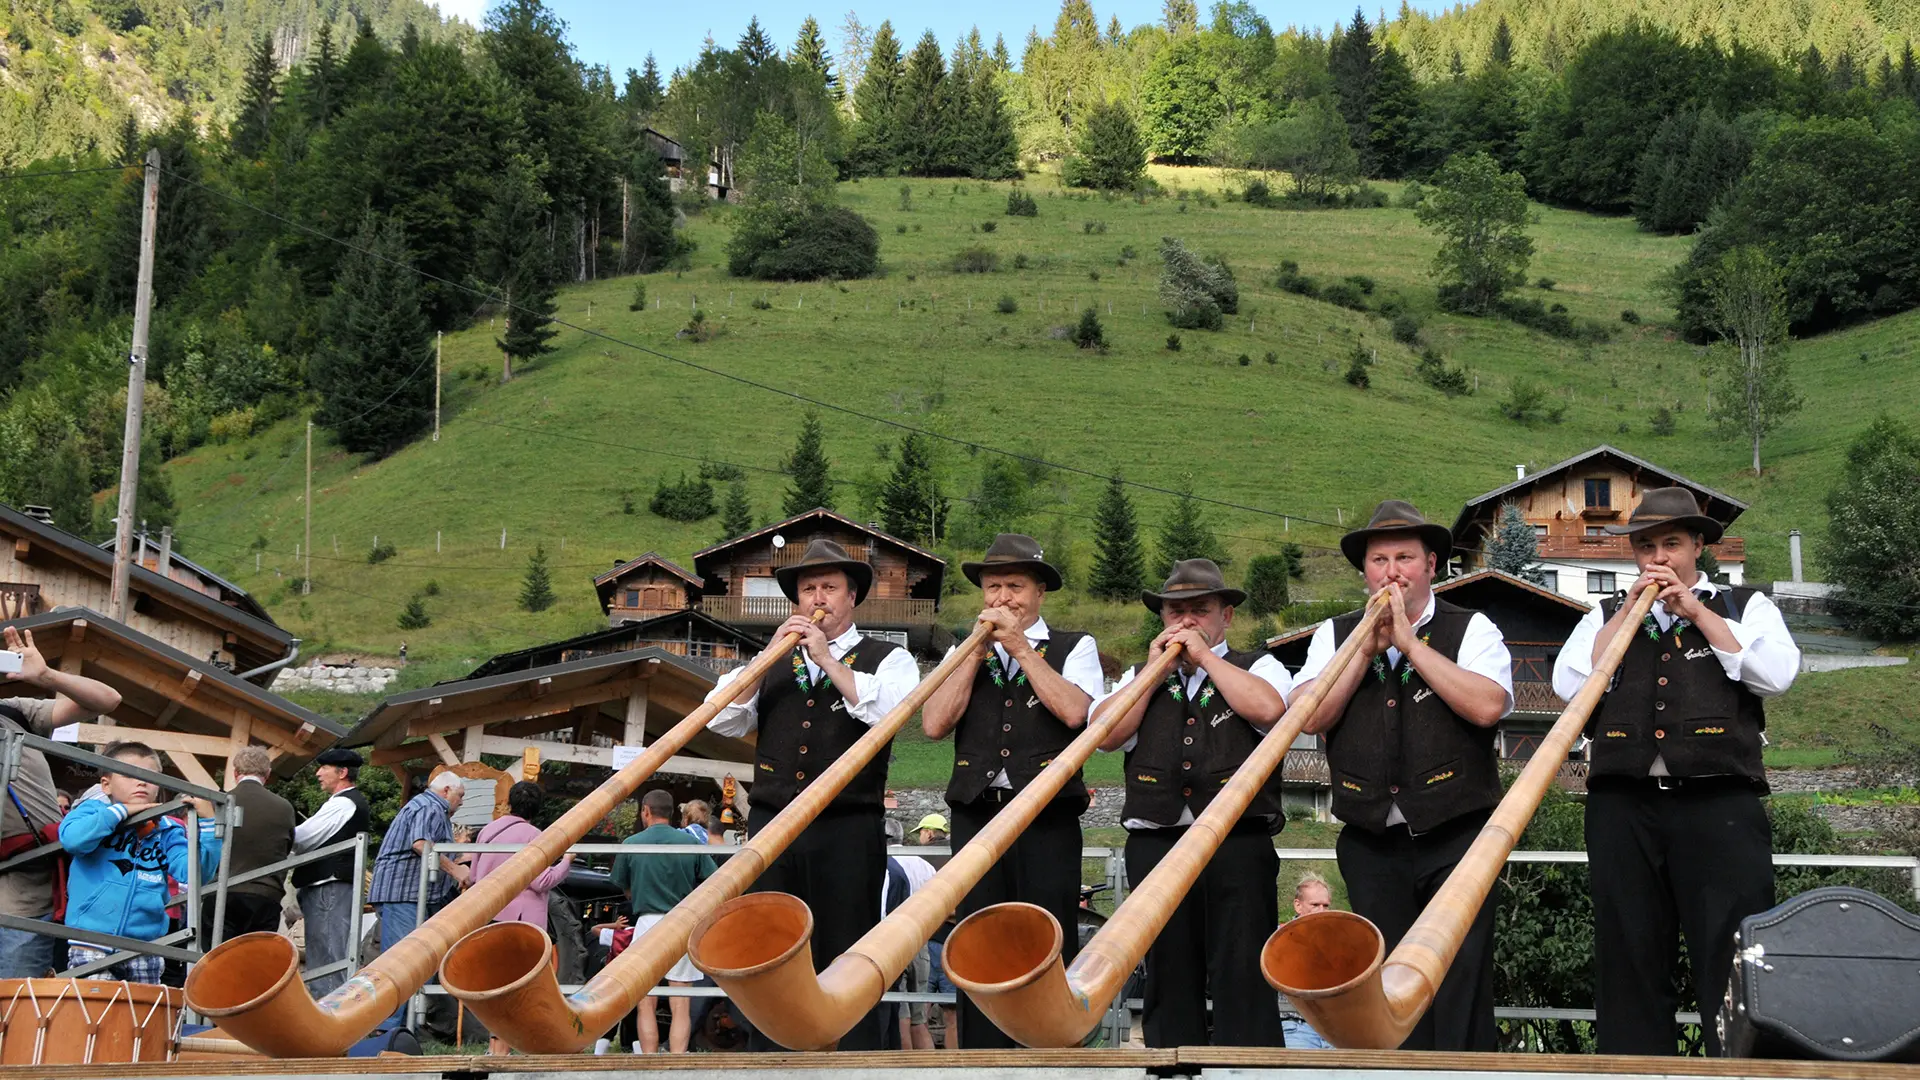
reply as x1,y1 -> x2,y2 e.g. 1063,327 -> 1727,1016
1533,525 -> 1548,538
1587,571 -> 1617,593
1584,478 -> 1611,508
625,589 -> 640,608
1536,570 -> 1558,592
1586,526 -> 1605,537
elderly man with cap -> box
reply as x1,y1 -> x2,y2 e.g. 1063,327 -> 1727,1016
921,533 -> 1103,1048
705,538 -> 919,1051
1551,487 -> 1797,1056
1095,558 -> 1292,1047
1296,501 -> 1513,1052
289,747 -> 372,997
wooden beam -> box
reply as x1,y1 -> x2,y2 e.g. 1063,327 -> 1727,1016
224,715 -> 253,789
531,677 -> 552,698
66,619 -> 88,645
570,704 -> 597,746
166,750 -> 219,792
469,735 -> 753,785
425,733 -> 461,767
71,724 -> 234,758
403,677 -> 643,739
12,538 -> 30,562
370,743 -> 439,767
463,725 -> 484,763
624,688 -> 648,748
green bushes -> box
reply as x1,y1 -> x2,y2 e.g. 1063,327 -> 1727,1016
1005,190 -> 1038,216
995,294 -> 1018,314
1072,308 -> 1108,351
1416,348 -> 1473,397
727,205 -> 880,281
650,475 -> 716,521
1159,237 -> 1238,331
953,246 -> 999,273
1499,378 -> 1567,425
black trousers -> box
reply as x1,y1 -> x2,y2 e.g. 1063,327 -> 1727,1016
948,795 -> 1085,1049
1126,827 -> 1284,1048
1586,781 -> 1774,1057
199,891 -> 282,951
1336,810 -> 1498,1052
744,806 -> 889,1051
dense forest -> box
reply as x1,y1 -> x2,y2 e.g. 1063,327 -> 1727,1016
1,0 -> 1918,543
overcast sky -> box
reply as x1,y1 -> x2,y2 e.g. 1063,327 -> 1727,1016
431,1 -> 1454,80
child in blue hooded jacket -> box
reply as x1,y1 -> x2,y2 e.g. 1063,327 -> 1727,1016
59,741 -> 221,982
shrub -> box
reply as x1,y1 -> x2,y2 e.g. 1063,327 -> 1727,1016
980,220 -> 997,233
1083,221 -> 1108,235
1264,351 -> 1276,364
1119,245 -> 1137,261
1487,294 -> 1613,343
650,475 -> 717,521
730,205 -> 881,281
1243,177 -> 1273,207
1320,280 -> 1369,311
699,460 -> 745,482
1072,308 -> 1107,351
629,281 -> 647,311
1621,309 -> 1642,324
680,308 -> 716,341
1168,304 -> 1224,330
898,184 -> 913,211
368,540 -> 397,564
397,595 -> 431,630
953,246 -> 1000,273
1651,405 -> 1676,435
1390,312 -> 1423,344
1415,349 -> 1473,397
1344,354 -> 1371,388
1395,180 -> 1426,208
1345,274 -> 1376,295
1274,260 -> 1319,298
1535,277 -> 1556,290
1159,237 -> 1238,331
750,296 -> 772,310
896,223 -> 907,234
1012,253 -> 1029,270
1166,334 -> 1182,351
1088,269 -> 1100,281
1499,378 -> 1567,425
1237,353 -> 1252,366
995,294 -> 1018,314
1006,190 -> 1038,217
1344,184 -> 1389,208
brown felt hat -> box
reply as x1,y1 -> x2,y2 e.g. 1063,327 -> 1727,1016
1602,487 -> 1724,544
773,539 -> 874,605
1340,500 -> 1455,570
1142,558 -> 1246,613
962,533 -> 1063,591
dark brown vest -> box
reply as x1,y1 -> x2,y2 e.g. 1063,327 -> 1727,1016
1588,587 -> 1767,789
946,631 -> 1091,808
1121,648 -> 1286,831
750,637 -> 903,815
1325,598 -> 1502,833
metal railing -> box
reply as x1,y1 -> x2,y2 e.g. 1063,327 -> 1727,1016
416,838 -> 1920,1048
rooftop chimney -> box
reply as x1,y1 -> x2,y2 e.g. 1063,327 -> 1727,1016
1788,529 -> 1803,584
1515,464 -> 1527,480
20,505 -> 54,526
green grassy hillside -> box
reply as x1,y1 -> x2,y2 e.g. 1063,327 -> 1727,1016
160,168 -> 1920,677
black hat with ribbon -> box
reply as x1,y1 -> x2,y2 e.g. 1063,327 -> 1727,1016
962,533 -> 1063,591
773,538 -> 875,605
1339,500 -> 1455,570
1602,486 -> 1724,544
1142,558 -> 1247,613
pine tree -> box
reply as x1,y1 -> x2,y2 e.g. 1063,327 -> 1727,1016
1163,0 -> 1198,35
877,433 -> 948,542
625,54 -> 664,115
783,412 -> 835,515
398,595 -> 432,629
1090,474 -> 1147,601
625,149 -> 681,272
793,17 -> 839,99
1368,43 -> 1420,179
304,22 -> 342,127
896,31 -> 955,176
719,481 -> 755,540
1487,502 -> 1543,583
1327,7 -> 1379,174
739,16 -> 778,66
520,543 -> 556,612
1062,100 -> 1145,190
1243,554 -> 1291,615
850,21 -> 904,173
232,35 -> 280,160
1154,476 -> 1228,579
1827,415 -> 1920,639
1487,16 -> 1515,68
478,158 -> 557,381
311,214 -> 434,455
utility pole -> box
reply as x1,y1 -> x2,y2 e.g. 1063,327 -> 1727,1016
303,420 -> 313,596
433,331 -> 441,442
108,149 -> 160,622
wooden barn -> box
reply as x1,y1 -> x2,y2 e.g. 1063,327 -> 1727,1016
690,508 -> 949,654
469,610 -> 765,680
594,552 -> 704,626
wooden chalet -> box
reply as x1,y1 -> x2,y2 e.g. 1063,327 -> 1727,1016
641,128 -> 687,191
690,508 -> 949,654
99,532 -> 273,627
7,608 -> 342,791
1450,446 -> 1747,608
594,552 -> 704,626
347,648 -> 757,795
469,610 -> 765,680
0,502 -> 295,678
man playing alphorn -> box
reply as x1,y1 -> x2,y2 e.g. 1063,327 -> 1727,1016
1551,487 -> 1798,1056
705,538 -> 920,1051
921,534 -> 1103,1049
1096,559 -> 1292,1047
1297,501 -> 1513,1052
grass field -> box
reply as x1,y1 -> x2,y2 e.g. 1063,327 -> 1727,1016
159,167 -> 1920,685
1761,655 -> 1920,767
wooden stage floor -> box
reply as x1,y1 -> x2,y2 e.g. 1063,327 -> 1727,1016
11,1048 -> 1914,1080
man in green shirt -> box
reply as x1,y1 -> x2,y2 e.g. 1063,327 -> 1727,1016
611,789 -> 715,1053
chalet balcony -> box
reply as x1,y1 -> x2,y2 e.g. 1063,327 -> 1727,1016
1513,679 -> 1565,713
1538,534 -> 1745,561
697,594 -> 938,627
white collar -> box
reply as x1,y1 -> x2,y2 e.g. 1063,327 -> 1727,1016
237,775 -> 263,786
1410,592 -> 1436,631
827,624 -> 862,652
1209,639 -> 1230,657
1653,573 -> 1717,614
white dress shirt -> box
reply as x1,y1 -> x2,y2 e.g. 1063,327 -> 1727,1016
292,786 -> 362,853
1551,574 -> 1799,775
1094,640 -> 1295,829
1297,594 -> 1515,826
939,616 -> 1104,788
706,623 -> 921,736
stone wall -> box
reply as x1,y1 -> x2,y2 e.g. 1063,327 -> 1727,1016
270,663 -> 400,695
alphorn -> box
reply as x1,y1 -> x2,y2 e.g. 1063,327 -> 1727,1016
437,619 -> 998,1053
1262,584 -> 1660,1049
942,590 -> 1392,1047
684,634 -> 1192,1049
181,611 -> 826,1057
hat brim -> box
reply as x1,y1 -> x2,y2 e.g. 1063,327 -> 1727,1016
1142,586 -> 1248,613
1602,514 -> 1724,545
962,558 -> 1064,592
774,559 -> 874,605
1340,524 -> 1455,571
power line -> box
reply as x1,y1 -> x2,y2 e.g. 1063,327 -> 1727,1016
156,165 -> 1353,537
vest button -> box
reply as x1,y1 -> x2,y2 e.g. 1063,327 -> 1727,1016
1005,699 -> 1015,708
1002,723 -> 1013,732
1185,718 -> 1196,726
795,770 -> 806,779
1182,787 -> 1192,797
1183,736 -> 1193,745
799,746 -> 808,754
1660,653 -> 1671,663
1654,730 -> 1666,740
1182,761 -> 1192,770
1001,748 -> 1011,757
801,721 -> 811,729
1655,701 -> 1666,711
1390,785 -> 1400,794
1386,699 -> 1397,708
806,699 -> 816,708
1658,676 -> 1669,686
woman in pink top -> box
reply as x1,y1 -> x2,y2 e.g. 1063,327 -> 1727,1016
474,782 -> 572,1053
